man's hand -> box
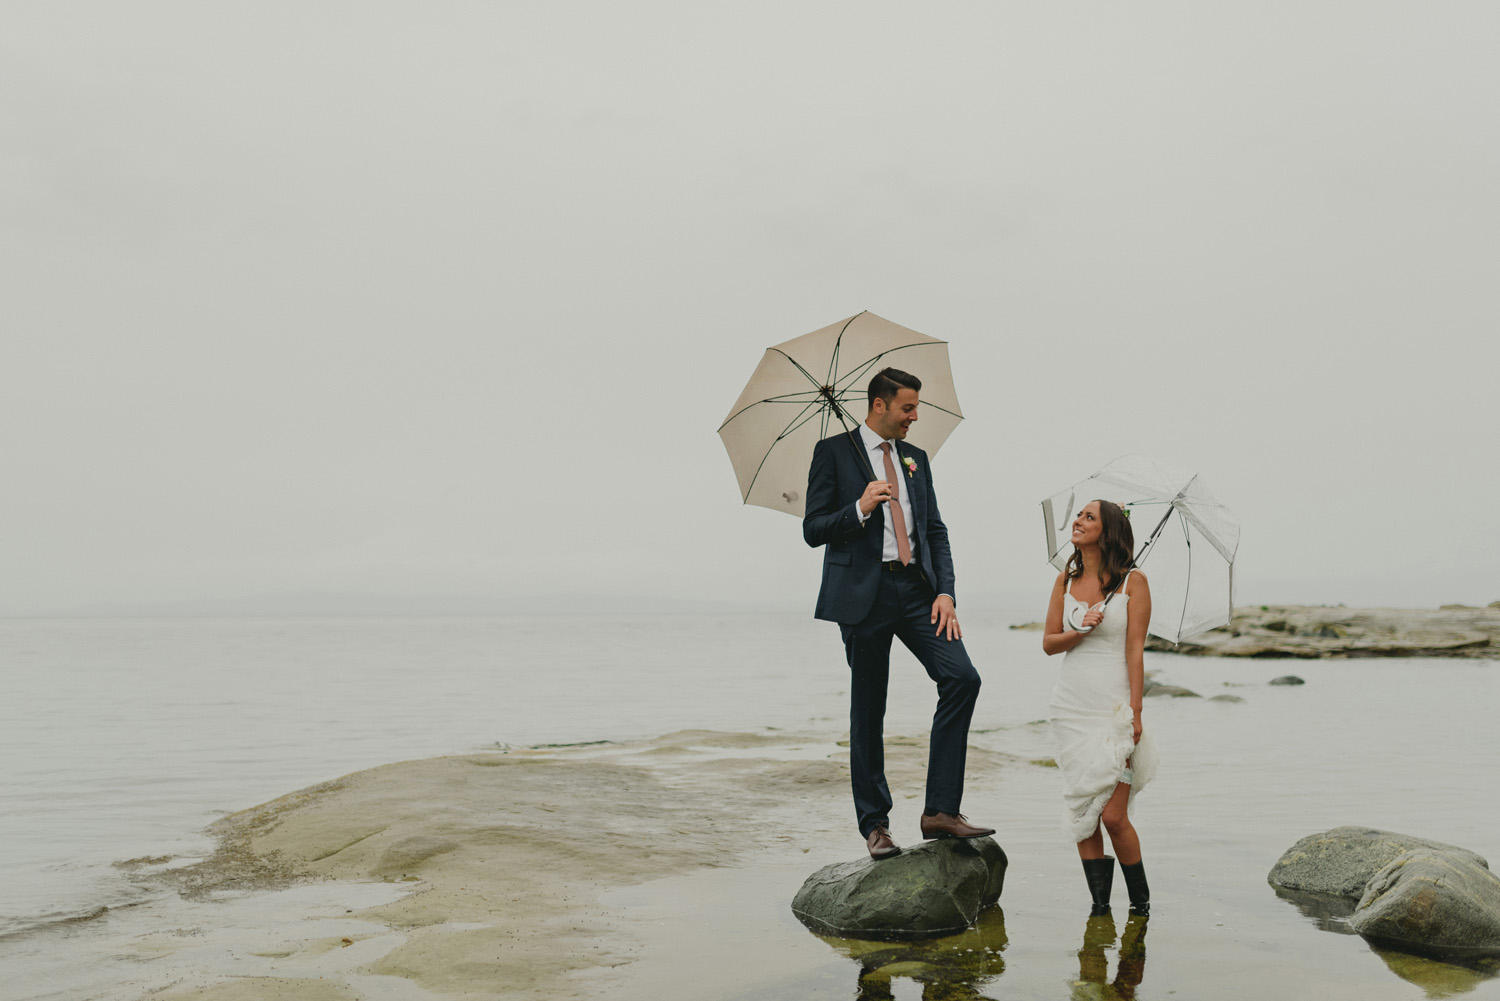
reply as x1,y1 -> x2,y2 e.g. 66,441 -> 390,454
931,594 -> 961,640
858,480 -> 893,516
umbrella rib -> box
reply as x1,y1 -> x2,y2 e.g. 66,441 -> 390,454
768,348 -> 829,391
814,383 -> 863,428
832,340 -> 946,390
753,390 -> 830,403
779,404 -> 830,441
835,364 -> 962,421
739,398 -> 826,502
717,397 -> 827,432
1132,506 -> 1177,567
1175,515 -> 1193,641
716,354 -> 828,432
835,355 -> 882,391
719,392 -> 830,429
827,313 -> 863,388
918,401 -> 963,420
834,336 -> 948,384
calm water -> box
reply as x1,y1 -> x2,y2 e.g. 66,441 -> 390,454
2,612 -> 1498,999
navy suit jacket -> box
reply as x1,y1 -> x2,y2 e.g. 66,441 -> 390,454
802,429 -> 957,625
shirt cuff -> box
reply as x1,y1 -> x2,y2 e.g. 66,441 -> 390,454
855,501 -> 869,524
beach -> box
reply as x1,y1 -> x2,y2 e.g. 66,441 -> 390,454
5,612 -> 1500,1000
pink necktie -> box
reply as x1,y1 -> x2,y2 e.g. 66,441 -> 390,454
879,443 -> 912,566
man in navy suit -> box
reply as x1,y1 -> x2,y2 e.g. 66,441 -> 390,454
804,367 -> 993,859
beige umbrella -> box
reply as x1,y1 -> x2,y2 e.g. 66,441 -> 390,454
718,311 -> 964,517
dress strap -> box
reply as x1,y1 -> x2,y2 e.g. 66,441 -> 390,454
1118,568 -> 1135,596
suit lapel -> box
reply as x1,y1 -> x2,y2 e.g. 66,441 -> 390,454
847,428 -> 877,483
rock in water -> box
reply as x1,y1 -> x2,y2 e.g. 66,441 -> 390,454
1268,675 -> 1306,685
1268,827 -> 1489,901
1350,853 -> 1500,959
792,837 -> 1007,939
1143,683 -> 1200,698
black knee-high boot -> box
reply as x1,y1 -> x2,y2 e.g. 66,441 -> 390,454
1082,857 -> 1114,916
1121,860 -> 1150,915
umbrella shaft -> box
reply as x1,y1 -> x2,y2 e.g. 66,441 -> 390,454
1101,504 -> 1176,609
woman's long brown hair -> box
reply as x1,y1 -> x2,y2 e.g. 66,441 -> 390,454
1065,499 -> 1136,595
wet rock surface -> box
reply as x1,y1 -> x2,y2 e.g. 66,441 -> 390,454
1350,852 -> 1500,960
792,837 -> 1007,940
1272,826 -> 1500,964
1148,604 -> 1500,658
1269,826 -> 1488,901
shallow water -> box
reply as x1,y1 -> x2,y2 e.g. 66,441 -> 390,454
2,612 -> 1499,999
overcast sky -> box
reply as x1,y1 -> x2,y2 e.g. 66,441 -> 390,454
4,3 -> 1497,615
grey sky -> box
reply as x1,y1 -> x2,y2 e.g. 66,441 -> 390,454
4,3 -> 1497,615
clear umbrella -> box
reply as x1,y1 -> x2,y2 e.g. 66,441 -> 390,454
1041,455 -> 1240,644
718,311 -> 963,517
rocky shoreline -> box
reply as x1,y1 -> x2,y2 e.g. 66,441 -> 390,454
1144,603 -> 1500,659
122,730 -> 1015,1000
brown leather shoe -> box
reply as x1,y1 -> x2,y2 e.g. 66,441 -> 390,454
867,825 -> 901,860
920,812 -> 996,840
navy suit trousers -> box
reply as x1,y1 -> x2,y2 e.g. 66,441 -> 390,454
839,565 -> 981,838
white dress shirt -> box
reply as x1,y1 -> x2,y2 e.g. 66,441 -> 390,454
853,422 -> 916,563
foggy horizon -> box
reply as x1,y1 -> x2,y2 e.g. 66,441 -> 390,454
5,4 -> 1498,618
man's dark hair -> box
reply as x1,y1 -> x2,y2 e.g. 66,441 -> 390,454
867,367 -> 921,411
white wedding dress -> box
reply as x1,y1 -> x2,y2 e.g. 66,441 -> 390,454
1051,570 -> 1159,842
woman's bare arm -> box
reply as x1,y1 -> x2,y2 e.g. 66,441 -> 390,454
1043,572 -> 1089,655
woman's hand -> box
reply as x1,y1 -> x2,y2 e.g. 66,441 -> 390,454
1080,607 -> 1105,629
1131,709 -> 1143,744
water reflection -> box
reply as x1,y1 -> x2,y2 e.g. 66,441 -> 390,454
1369,947 -> 1500,998
809,905 -> 1008,1000
1270,886 -> 1500,996
1070,912 -> 1148,1000
1268,884 -> 1358,935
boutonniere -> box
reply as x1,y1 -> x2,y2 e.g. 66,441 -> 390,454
902,456 -> 918,478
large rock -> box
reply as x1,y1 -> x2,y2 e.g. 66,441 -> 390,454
1349,852 -> 1500,959
792,837 -> 1006,939
1143,682 -> 1200,698
1268,827 -> 1488,901
1148,604 -> 1500,659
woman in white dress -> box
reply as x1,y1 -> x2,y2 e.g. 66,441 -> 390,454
1043,499 -> 1158,915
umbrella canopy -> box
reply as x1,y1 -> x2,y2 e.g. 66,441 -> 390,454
1041,455 -> 1240,644
718,311 -> 963,516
